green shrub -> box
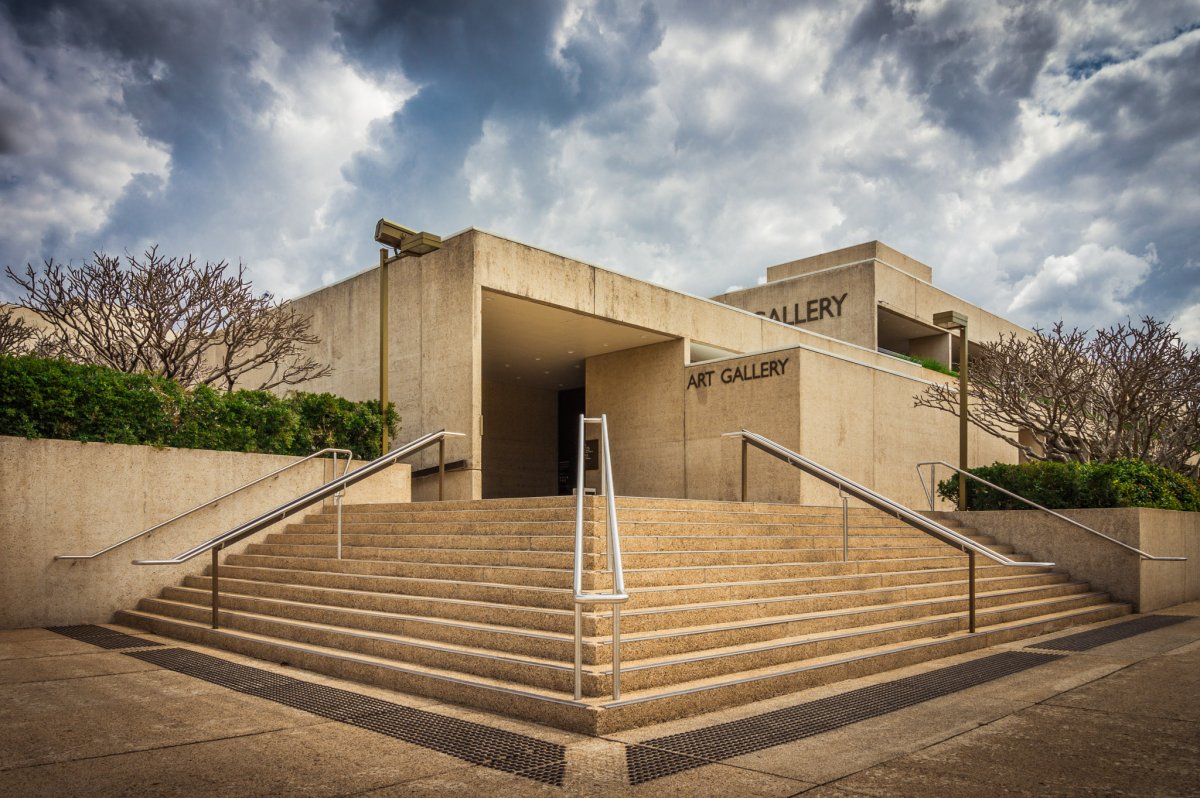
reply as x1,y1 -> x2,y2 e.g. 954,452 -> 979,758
938,459 -> 1200,512
0,354 -> 395,460
287,392 -> 397,460
893,352 -> 958,377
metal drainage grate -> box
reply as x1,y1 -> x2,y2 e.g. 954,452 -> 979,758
123,647 -> 566,787
348,707 -> 566,784
1027,614 -> 1192,652
626,650 -> 1061,785
125,647 -> 297,691
46,624 -> 163,649
248,681 -> 399,721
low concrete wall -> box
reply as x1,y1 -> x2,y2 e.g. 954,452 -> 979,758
0,436 -> 410,629
935,508 -> 1200,612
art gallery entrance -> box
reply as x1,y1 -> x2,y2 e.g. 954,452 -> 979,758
479,289 -> 673,498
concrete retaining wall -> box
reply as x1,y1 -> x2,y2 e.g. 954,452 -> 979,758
936,508 -> 1200,612
0,436 -> 410,629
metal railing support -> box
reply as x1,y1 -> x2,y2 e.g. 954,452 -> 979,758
572,414 -> 629,701
727,429 -> 1052,635
741,438 -> 749,502
211,546 -> 220,630
968,550 -> 976,633
840,491 -> 850,562
136,431 -> 466,632
438,438 -> 446,501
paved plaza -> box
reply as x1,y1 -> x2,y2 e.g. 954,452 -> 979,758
1,603 -> 1198,797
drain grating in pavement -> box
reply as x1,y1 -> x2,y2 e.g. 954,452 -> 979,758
349,707 -> 567,782
123,647 -> 566,786
46,624 -> 163,649
1026,614 -> 1192,652
125,647 -> 297,691
626,649 -> 1062,785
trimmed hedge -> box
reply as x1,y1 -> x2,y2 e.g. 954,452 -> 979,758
0,354 -> 397,459
937,459 -> 1200,512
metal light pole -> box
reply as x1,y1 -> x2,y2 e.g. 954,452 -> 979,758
379,247 -> 390,457
934,311 -> 969,510
374,220 -> 443,456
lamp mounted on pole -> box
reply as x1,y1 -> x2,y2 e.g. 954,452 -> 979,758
933,310 -> 969,511
373,219 -> 443,456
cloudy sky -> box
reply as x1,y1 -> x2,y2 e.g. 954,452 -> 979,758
2,0 -> 1198,341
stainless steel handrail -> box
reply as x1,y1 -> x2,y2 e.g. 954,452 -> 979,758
573,414 -> 629,701
726,429 -> 1051,633
916,460 -> 1186,562
56,447 -> 354,561
134,429 -> 465,630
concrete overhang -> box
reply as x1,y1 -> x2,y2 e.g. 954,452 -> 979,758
482,289 -> 674,390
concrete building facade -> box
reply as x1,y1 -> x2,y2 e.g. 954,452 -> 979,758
284,230 -> 1028,506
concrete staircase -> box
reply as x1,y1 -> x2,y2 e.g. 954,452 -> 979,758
117,496 -> 1129,733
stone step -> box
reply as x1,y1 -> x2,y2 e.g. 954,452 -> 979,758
116,600 -> 1131,734
157,577 -> 1089,664
269,530 -> 1000,555
136,587 -> 1110,696
608,573 -> 1083,635
591,602 -> 1131,733
242,540 -> 1015,569
295,518 -> 921,536
117,490 -> 1135,738
592,592 -> 1116,694
211,557 -> 1048,611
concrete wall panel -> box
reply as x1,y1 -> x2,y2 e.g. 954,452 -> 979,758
0,437 -> 409,629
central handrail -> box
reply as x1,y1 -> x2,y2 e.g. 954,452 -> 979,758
916,460 -> 1186,562
56,447 -> 354,561
134,429 -> 465,630
573,414 -> 629,701
725,429 -> 1051,633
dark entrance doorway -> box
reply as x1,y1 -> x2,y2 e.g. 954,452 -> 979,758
556,387 -> 585,495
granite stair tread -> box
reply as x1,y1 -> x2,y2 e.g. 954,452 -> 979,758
118,494 -> 1129,732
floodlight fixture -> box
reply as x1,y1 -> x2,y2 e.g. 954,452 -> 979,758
374,219 -> 442,258
933,310 -> 968,331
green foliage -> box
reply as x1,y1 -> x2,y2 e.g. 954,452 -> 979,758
937,459 -> 1200,512
0,354 -> 395,459
289,392 -> 397,460
894,352 -> 958,377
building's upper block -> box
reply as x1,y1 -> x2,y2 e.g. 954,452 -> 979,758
766,241 -> 933,283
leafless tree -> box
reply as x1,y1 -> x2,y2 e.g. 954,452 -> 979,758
916,318 -> 1200,478
0,305 -> 37,355
6,247 -> 332,391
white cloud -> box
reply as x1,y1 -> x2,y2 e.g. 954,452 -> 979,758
1007,242 -> 1157,325
0,21 -> 169,270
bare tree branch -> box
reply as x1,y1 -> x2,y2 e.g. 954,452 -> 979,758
6,248 -> 332,391
916,318 -> 1200,478
0,306 -> 37,355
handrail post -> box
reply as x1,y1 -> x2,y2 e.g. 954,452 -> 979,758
741,438 -> 748,502
335,491 -> 344,560
211,546 -> 220,630
612,605 -> 622,700
438,438 -> 446,501
968,549 -> 976,633
840,490 -> 849,562
574,604 -> 583,700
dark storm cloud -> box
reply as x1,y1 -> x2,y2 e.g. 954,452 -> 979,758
1,1 -> 1197,338
836,0 -> 1058,155
328,0 -> 663,246
1,0 -> 336,264
1013,31 -> 1200,312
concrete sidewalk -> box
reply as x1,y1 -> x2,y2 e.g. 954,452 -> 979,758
1,604 -> 1198,797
